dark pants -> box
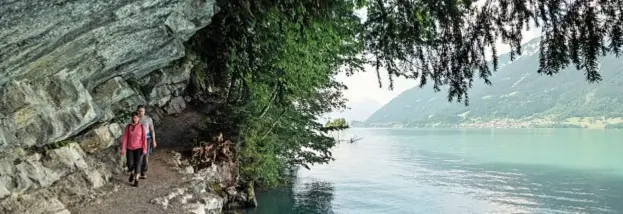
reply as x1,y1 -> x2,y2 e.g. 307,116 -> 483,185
141,153 -> 148,174
126,149 -> 144,175
141,138 -> 153,174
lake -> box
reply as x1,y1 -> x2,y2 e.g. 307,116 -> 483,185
246,128 -> 623,214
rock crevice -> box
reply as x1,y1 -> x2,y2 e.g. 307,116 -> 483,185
0,0 -> 224,213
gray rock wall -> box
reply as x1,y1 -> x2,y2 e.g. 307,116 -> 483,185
0,0 -> 217,150
0,143 -> 117,214
0,0 -> 218,213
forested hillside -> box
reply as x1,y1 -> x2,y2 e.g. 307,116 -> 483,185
366,38 -> 623,128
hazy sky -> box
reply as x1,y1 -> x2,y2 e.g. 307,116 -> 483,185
338,29 -> 542,107
339,4 -> 544,108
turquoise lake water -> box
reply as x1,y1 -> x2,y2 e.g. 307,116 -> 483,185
247,128 -> 623,214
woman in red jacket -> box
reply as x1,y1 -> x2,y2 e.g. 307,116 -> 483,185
121,112 -> 148,187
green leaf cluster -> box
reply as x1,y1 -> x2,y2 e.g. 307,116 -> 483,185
323,118 -> 349,131
190,0 -> 362,188
363,0 -> 623,105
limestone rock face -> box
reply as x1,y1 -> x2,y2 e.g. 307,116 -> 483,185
76,123 -> 123,154
0,0 -> 218,151
0,0 -> 218,213
0,143 -> 112,213
139,48 -> 199,114
0,189 -> 72,214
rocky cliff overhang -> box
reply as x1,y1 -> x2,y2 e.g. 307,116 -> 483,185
0,0 -> 217,151
0,0 -> 218,212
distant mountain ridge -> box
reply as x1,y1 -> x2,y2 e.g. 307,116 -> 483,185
329,98 -> 382,122
363,38 -> 623,128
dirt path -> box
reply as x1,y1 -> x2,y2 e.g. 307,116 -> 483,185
70,109 -> 206,214
70,149 -> 188,214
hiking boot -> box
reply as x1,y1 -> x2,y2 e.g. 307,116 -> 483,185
129,174 -> 134,183
139,173 -> 146,179
133,179 -> 139,187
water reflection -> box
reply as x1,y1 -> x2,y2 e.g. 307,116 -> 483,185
247,129 -> 623,214
246,179 -> 335,214
404,150 -> 623,213
292,181 -> 335,214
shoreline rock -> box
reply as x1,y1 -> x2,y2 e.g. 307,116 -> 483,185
150,152 -> 257,214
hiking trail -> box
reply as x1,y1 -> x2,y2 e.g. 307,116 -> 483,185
70,111 -> 204,214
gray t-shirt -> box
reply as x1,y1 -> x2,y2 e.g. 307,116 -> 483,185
139,116 -> 153,136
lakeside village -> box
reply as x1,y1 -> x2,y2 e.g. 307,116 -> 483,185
352,117 -> 623,129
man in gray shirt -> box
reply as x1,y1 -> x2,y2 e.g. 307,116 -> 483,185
137,105 -> 157,179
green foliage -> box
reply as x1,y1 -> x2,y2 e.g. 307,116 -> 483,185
188,0 -> 623,188
190,0 -> 362,188
324,118 -> 349,129
322,119 -> 350,132
363,0 -> 623,104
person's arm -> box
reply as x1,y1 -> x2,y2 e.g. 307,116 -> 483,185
150,118 -> 157,148
121,125 -> 129,155
141,124 -> 148,154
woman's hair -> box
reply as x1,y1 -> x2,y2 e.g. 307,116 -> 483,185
130,112 -> 140,131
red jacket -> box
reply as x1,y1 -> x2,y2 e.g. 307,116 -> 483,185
121,123 -> 147,155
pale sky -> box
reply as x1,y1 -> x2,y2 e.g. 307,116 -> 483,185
339,29 -> 542,107
326,5 -> 543,122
